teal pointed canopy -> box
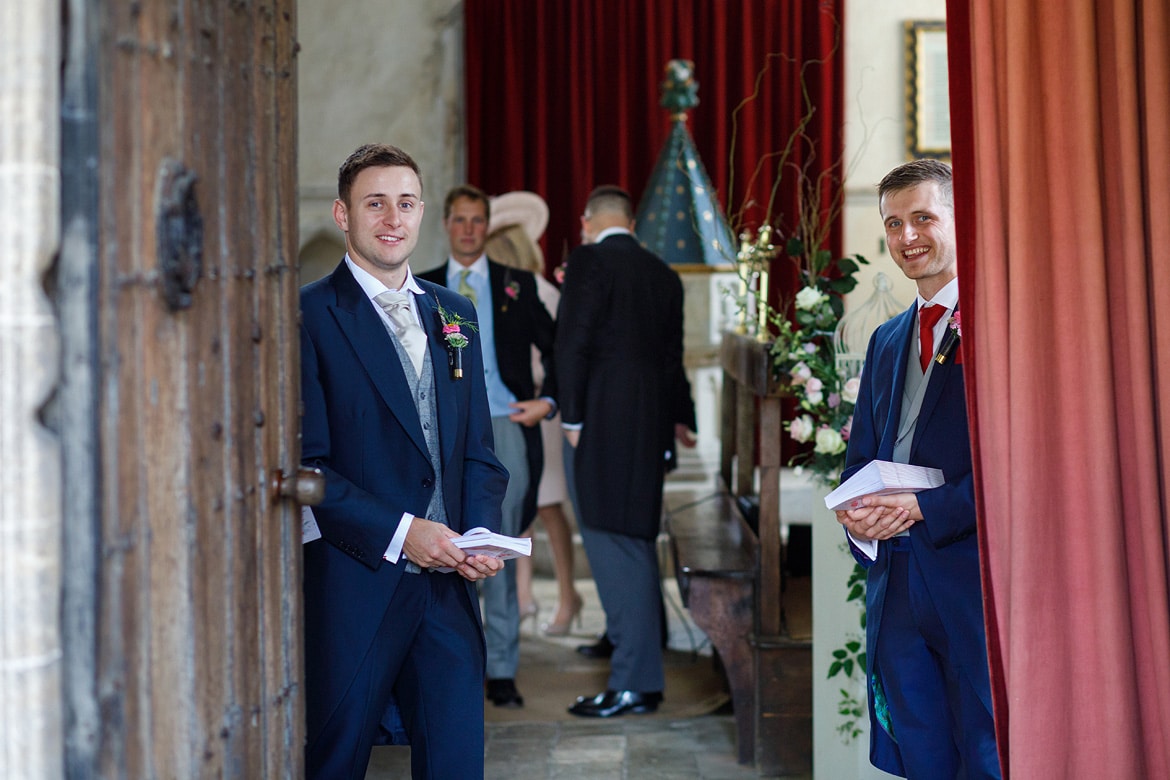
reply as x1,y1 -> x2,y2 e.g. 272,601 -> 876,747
635,60 -> 736,266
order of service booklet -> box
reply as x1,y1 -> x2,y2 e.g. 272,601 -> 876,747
823,460 -> 945,512
434,527 -> 532,572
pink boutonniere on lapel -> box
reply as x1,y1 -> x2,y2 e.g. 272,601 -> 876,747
435,298 -> 477,379
935,311 -> 962,366
500,280 -> 521,312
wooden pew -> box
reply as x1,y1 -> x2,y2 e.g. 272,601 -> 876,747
666,332 -> 812,776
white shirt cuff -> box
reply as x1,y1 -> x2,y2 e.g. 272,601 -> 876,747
848,531 -> 878,561
383,512 -> 415,562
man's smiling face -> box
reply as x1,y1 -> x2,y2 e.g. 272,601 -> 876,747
333,165 -> 425,289
881,180 -> 957,299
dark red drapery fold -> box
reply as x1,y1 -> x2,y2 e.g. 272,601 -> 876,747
465,0 -> 845,298
945,0 -> 1010,770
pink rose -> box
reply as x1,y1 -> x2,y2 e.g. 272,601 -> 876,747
841,376 -> 861,404
789,414 -> 816,443
443,323 -> 461,335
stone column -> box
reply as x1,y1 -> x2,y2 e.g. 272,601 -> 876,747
0,3 -> 64,778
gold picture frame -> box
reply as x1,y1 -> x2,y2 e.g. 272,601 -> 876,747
904,20 -> 950,160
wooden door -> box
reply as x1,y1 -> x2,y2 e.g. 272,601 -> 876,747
63,3 -> 304,777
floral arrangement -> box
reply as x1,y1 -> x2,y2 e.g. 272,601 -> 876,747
435,299 -> 477,379
761,235 -> 869,487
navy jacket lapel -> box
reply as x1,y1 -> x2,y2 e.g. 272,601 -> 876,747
415,290 -> 459,468
914,348 -> 953,455
328,264 -> 429,458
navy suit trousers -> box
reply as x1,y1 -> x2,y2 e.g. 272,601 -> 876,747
305,570 -> 484,780
876,541 -> 1000,780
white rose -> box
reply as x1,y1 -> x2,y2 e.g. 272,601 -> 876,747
814,426 -> 847,455
789,414 -> 815,443
794,286 -> 827,311
790,361 -> 811,385
841,376 -> 861,405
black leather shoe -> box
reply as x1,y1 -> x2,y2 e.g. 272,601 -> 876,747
486,678 -> 524,708
575,634 -> 615,659
568,689 -> 662,718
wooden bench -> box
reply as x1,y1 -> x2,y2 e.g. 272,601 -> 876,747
666,333 -> 812,776
666,492 -> 757,763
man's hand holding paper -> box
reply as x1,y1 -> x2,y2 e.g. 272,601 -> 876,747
835,492 -> 921,541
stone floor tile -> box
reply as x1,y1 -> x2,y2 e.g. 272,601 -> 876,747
549,733 -> 626,764
693,750 -> 764,780
548,765 -> 623,780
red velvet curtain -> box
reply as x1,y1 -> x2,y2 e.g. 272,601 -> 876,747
464,0 -> 844,293
948,0 -> 1170,776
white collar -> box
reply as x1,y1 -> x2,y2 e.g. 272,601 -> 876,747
594,226 -> 632,244
345,254 -> 425,300
446,254 -> 488,278
916,277 -> 960,311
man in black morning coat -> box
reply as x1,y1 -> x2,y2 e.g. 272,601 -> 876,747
556,185 -> 696,718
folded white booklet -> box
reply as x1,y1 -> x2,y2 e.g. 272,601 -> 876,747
824,460 -> 945,512
434,527 -> 532,572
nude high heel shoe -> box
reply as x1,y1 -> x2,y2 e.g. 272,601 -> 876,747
541,593 -> 584,637
519,600 -> 540,629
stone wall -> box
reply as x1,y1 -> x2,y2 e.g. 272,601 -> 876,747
0,3 -> 64,777
296,0 -> 465,282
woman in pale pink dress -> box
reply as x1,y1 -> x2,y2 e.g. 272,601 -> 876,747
486,191 -> 583,635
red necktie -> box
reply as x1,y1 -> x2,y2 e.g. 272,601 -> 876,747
919,304 -> 947,372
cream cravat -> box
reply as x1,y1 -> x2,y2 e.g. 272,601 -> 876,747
374,290 -> 426,376
457,269 -> 478,307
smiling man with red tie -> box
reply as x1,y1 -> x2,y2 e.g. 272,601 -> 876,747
834,160 -> 1000,779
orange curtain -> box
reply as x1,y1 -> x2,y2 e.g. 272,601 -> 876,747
951,0 -> 1170,776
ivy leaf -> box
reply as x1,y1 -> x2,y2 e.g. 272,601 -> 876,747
842,659 -> 854,677
828,660 -> 843,678
845,640 -> 861,653
847,583 -> 864,601
832,649 -> 847,660
858,652 -> 867,674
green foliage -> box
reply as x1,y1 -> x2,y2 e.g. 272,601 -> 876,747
826,560 -> 869,745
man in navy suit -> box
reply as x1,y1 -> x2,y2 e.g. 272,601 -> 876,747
836,159 -> 1000,778
300,143 -> 508,779
418,184 -> 557,709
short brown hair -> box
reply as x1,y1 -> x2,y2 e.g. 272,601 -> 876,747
878,159 -> 953,213
337,143 -> 422,206
444,184 -> 491,222
584,185 -> 634,220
